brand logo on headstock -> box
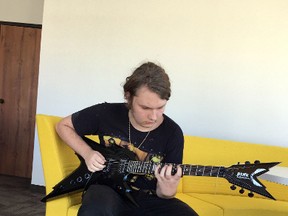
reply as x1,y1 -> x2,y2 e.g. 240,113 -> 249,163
236,168 -> 265,187
236,172 -> 249,179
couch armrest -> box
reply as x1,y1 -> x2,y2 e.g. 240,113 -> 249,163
36,114 -> 82,216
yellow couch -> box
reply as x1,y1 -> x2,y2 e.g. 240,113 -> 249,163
36,114 -> 288,216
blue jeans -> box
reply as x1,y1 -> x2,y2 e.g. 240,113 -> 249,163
78,184 -> 198,216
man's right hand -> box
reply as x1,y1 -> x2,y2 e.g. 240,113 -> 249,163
56,115 -> 106,173
84,149 -> 106,172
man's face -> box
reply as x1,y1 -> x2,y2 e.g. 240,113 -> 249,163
129,85 -> 167,131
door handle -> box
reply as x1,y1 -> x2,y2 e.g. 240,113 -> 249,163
0,98 -> 4,104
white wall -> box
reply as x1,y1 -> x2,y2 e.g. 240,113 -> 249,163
0,0 -> 44,24
32,0 -> 288,185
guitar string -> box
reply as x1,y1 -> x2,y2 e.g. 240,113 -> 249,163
213,166 -> 221,195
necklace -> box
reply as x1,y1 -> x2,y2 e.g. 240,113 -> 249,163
128,121 -> 152,150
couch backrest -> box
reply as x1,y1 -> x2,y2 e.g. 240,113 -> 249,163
181,136 -> 288,201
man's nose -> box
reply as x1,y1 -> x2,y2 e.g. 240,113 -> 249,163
149,110 -> 157,121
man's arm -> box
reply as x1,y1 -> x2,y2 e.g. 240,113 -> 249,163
56,115 -> 106,172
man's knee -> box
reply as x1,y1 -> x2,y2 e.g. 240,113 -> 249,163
78,184 -> 129,216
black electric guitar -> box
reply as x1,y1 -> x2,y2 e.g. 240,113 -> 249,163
42,137 -> 280,205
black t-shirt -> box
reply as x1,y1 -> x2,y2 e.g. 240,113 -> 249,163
71,102 -> 184,190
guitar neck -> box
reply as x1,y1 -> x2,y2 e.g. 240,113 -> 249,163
182,164 -> 225,177
126,161 -> 225,177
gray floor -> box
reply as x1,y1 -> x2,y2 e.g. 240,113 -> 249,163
0,175 -> 45,216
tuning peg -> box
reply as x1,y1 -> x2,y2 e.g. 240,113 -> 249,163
254,160 -> 260,164
230,185 -> 236,190
248,192 -> 254,198
239,188 -> 245,194
245,161 -> 250,165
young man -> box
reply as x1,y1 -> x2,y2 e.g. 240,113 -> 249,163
56,62 -> 198,216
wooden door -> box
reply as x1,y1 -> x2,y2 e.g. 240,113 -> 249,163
0,23 -> 41,178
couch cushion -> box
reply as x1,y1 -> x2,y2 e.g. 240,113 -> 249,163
176,193 -> 223,216
182,136 -> 288,201
68,194 -> 224,216
68,204 -> 81,216
187,193 -> 288,216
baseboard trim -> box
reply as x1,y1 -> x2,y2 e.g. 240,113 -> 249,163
30,184 -> 46,194
0,21 -> 42,29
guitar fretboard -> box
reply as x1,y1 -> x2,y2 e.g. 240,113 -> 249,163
182,165 -> 225,177
124,161 -> 225,177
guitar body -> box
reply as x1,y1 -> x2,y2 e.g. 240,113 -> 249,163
42,137 -> 137,204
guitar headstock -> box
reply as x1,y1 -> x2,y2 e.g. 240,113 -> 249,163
223,161 -> 280,200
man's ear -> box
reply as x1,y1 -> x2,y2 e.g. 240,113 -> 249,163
124,92 -> 130,101
125,92 -> 132,109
